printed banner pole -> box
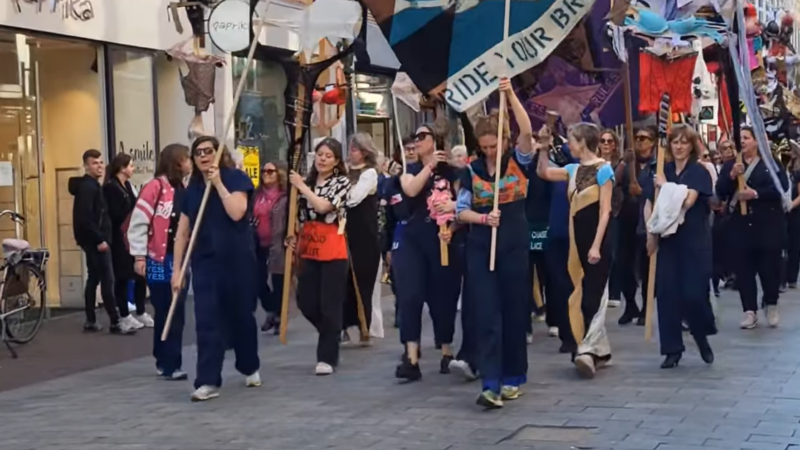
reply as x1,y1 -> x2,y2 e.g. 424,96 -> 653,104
162,1 -> 271,341
489,0 -> 512,272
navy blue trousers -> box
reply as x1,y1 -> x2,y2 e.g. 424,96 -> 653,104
150,280 -> 188,376
394,229 -> 461,346
545,237 -> 576,351
468,244 -> 529,393
192,260 -> 260,388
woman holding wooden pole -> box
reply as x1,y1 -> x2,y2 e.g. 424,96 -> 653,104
642,125 -> 716,369
456,78 -> 533,409
172,136 -> 261,402
537,123 -> 614,380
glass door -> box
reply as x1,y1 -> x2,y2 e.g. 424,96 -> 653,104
0,32 -> 44,250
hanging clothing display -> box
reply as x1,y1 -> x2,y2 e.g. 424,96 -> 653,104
639,52 -> 697,114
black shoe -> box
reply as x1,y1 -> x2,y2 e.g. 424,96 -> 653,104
440,355 -> 454,374
260,316 -> 277,333
695,336 -> 714,364
636,316 -> 646,326
395,357 -> 422,382
660,353 -> 682,369
618,313 -> 636,325
109,323 -> 136,335
681,321 -> 690,332
559,344 -> 576,354
83,322 -> 103,333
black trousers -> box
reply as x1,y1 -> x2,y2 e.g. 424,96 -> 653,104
736,246 -> 783,312
82,246 -> 120,325
618,232 -> 650,318
114,275 -> 146,317
544,237 -> 575,350
784,212 -> 800,285
528,250 -> 555,330
297,259 -> 348,366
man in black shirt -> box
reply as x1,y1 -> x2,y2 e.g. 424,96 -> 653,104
69,149 -> 135,335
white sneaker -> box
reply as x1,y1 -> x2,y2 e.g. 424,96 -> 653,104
159,370 -> 188,381
191,385 -> 220,402
740,311 -> 758,329
119,316 -> 142,332
448,359 -> 478,381
134,312 -> 155,328
608,299 -> 621,308
245,371 -> 262,387
533,314 -> 546,323
548,327 -> 559,337
526,333 -> 533,344
766,305 -> 780,328
315,362 -> 334,376
574,354 -> 596,379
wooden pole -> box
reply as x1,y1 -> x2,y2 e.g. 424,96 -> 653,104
161,4 -> 269,341
644,100 -> 671,342
391,95 -> 407,173
489,0 -> 512,272
439,224 -> 449,266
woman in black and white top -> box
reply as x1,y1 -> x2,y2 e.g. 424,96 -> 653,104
288,137 -> 351,375
342,133 -> 381,346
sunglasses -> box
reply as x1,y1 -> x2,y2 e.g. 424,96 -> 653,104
193,146 -> 215,157
262,168 -> 277,175
635,135 -> 654,141
701,154 -> 710,160
600,138 -> 614,144
414,131 -> 433,142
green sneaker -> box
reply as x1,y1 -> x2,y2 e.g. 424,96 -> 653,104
476,390 -> 504,409
500,385 -> 522,400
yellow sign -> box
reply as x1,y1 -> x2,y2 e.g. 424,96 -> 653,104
239,145 -> 260,188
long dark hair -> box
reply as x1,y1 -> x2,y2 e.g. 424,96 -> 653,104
190,136 -> 235,182
306,137 -> 347,185
106,153 -> 132,183
156,143 -> 190,185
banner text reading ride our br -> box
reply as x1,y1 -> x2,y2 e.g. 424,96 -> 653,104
364,0 -> 595,112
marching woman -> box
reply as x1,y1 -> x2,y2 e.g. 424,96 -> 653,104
394,123 -> 461,381
173,136 -> 261,401
599,129 -> 624,308
641,125 -> 716,369
537,123 -> 614,379
456,78 -> 533,408
287,137 -> 351,375
128,144 -> 193,380
252,161 -> 288,334
716,126 -> 788,329
341,133 -> 381,346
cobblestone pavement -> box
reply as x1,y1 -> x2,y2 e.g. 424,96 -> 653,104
2,289 -> 800,450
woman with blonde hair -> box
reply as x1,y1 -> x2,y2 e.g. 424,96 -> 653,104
642,125 -> 715,368
456,78 -> 533,408
342,132 -> 382,345
252,160 -> 289,334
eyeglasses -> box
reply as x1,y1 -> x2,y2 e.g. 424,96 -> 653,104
635,135 -> 654,141
262,168 -> 277,175
193,146 -> 215,157
600,138 -> 614,144
414,131 -> 433,142
701,154 -> 710,160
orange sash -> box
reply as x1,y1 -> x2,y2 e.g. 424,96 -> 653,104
298,221 -> 347,261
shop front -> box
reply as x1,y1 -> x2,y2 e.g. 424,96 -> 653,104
0,0 -> 199,308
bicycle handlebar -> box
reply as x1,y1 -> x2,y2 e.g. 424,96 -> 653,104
0,210 -> 25,223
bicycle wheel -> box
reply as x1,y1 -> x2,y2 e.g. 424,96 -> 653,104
2,262 -> 46,344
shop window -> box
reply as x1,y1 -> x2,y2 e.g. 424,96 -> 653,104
109,48 -> 157,191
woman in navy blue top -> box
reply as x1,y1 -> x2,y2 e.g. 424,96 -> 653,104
172,136 -> 260,402
393,124 -> 461,382
641,125 -> 716,369
455,78 -> 533,409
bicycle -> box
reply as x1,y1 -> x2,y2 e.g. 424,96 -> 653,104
0,210 -> 49,358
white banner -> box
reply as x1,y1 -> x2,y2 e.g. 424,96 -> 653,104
443,0 -> 596,112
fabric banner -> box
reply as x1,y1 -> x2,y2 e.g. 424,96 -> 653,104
363,0 -> 597,112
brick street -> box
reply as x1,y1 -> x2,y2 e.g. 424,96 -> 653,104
1,289 -> 800,450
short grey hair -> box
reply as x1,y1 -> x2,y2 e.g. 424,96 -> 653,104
451,145 -> 467,159
568,122 -> 601,153
348,132 -> 379,168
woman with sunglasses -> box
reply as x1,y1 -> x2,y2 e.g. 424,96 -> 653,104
615,126 -> 658,326
172,136 -> 261,402
456,78 -> 533,408
599,130 -> 623,309
394,123 -> 462,382
252,161 -> 288,334
641,125 -> 716,369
